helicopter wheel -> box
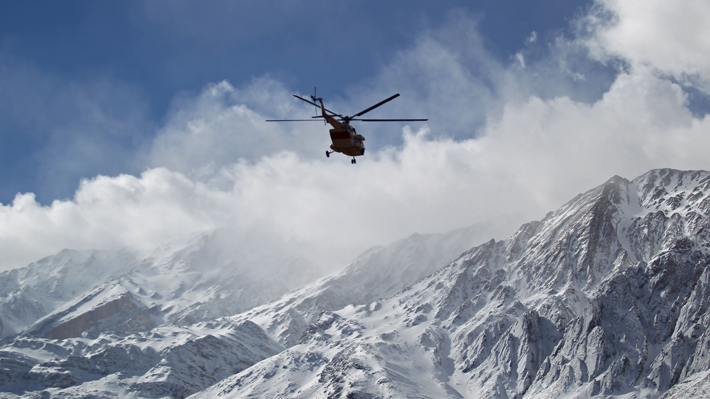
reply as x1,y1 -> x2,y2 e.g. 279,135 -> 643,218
326,151 -> 330,158
351,158 -> 356,164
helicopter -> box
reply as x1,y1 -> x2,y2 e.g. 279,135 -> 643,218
266,90 -> 427,164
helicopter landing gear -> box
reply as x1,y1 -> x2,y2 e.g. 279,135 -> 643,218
351,158 -> 357,164
326,150 -> 331,158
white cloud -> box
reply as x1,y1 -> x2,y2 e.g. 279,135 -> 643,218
3,66 -> 708,272
478,70 -> 708,207
0,169 -> 226,268
586,0 -> 710,89
147,78 -> 320,175
2,5 -> 710,273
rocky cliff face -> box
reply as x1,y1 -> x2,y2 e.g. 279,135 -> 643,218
193,168 -> 710,399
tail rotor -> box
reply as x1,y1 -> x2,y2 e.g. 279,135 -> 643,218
311,87 -> 325,125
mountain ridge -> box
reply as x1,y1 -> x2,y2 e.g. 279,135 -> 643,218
0,203 -> 507,397
0,230 -> 326,341
191,168 -> 710,399
1,168 -> 709,398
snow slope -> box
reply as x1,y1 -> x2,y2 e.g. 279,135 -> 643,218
0,320 -> 283,398
0,229 -> 323,341
0,249 -> 140,340
230,221 -> 514,348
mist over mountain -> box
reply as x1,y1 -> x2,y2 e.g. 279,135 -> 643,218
0,229 -> 324,341
1,168 -> 709,398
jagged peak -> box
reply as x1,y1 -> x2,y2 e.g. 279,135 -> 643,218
443,169 -> 710,301
603,174 -> 630,188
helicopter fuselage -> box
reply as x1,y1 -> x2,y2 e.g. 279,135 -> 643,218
319,101 -> 366,157
328,125 -> 365,156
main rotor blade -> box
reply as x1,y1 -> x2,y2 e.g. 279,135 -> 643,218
293,94 -> 318,106
293,95 -> 341,116
351,118 -> 428,122
351,93 -> 400,118
265,119 -> 324,122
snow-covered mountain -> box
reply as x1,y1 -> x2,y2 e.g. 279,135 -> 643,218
0,207 -> 506,397
0,229 -> 323,341
191,168 -> 710,398
0,319 -> 283,398
232,221 -> 515,348
0,249 -> 139,340
2,168 -> 709,399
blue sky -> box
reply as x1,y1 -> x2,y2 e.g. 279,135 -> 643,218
1,0 -> 710,272
0,0 -> 592,204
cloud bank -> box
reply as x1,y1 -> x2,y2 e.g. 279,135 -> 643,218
586,0 -> 710,91
1,0 -> 709,272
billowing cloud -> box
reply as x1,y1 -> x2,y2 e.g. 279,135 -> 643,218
0,169 -> 221,267
586,0 -> 710,90
1,2 -> 709,272
146,78 -> 330,177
